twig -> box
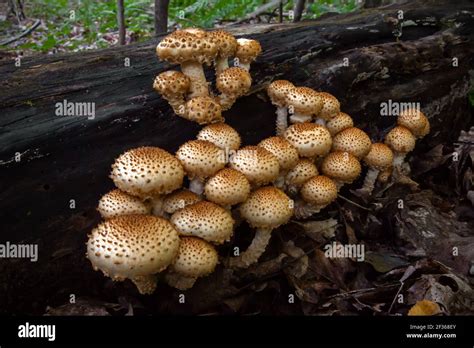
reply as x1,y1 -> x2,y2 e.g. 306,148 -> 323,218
1,19 -> 40,46
234,0 -> 287,25
337,194 -> 371,211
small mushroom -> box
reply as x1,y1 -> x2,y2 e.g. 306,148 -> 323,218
204,168 -> 251,209
162,189 -> 202,216
398,108 -> 430,139
286,87 -> 322,124
229,146 -> 280,187
110,147 -> 184,217
284,159 -> 319,195
153,71 -> 190,116
196,122 -> 241,155
86,215 -> 180,294
156,29 -> 217,98
258,136 -> 299,189
97,189 -> 151,219
356,143 -> 394,196
170,201 -> 234,244
295,175 -> 338,219
284,123 -> 332,160
176,140 -> 226,195
332,127 -> 372,160
267,80 -> 295,135
326,112 -> 354,136
216,67 -> 252,111
208,30 -> 238,75
316,92 -> 340,126
234,38 -> 262,71
165,236 -> 218,290
384,125 -> 416,178
321,151 -> 362,190
185,96 -> 224,125
378,166 -> 393,183
229,187 -> 293,268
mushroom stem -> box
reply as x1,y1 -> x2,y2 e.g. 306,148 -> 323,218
150,195 -> 165,217
274,174 -> 286,189
189,177 -> 205,196
181,61 -> 209,98
314,117 -> 327,127
229,228 -> 272,268
392,153 -> 407,181
131,275 -> 158,295
165,97 -> 187,117
237,62 -> 251,71
275,106 -> 288,136
289,113 -> 312,124
215,57 -> 229,75
294,200 -> 321,219
217,92 -> 237,111
357,168 -> 380,196
164,271 -> 197,290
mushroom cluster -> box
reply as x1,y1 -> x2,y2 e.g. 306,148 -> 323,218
87,48 -> 431,294
153,28 -> 262,124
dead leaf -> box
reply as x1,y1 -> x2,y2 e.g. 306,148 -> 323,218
408,300 -> 441,316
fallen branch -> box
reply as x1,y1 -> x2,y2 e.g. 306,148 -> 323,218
0,18 -> 40,46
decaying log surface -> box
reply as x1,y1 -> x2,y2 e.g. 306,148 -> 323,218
0,0 -> 473,314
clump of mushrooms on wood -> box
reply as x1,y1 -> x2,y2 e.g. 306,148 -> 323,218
86,28 -> 431,294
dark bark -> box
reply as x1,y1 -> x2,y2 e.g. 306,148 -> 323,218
0,0 -> 473,315
292,0 -> 305,22
154,0 -> 169,35
117,0 -> 125,45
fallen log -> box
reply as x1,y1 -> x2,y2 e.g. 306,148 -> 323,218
0,0 -> 473,315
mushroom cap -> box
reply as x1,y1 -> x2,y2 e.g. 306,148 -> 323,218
216,67 -> 252,97
285,159 -> 319,188
326,112 -> 354,136
197,123 -> 241,151
153,71 -> 190,98
384,125 -> 416,154
398,108 -> 429,138
208,30 -> 238,58
239,186 -> 294,230
170,201 -> 234,244
163,189 -> 202,214
267,80 -> 295,107
87,215 -> 180,280
286,87 -> 323,115
321,151 -> 362,184
185,96 -> 223,125
156,30 -> 217,65
378,167 -> 392,183
284,123 -> 332,158
235,38 -> 262,64
98,189 -> 150,219
204,168 -> 251,207
229,146 -> 280,186
420,120 -> 430,138
364,143 -> 394,170
301,175 -> 338,207
171,237 -> 218,278
258,136 -> 299,171
176,140 -> 226,180
110,146 -> 184,198
317,92 -> 340,120
332,127 -> 372,159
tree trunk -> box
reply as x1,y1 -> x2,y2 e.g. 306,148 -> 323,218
292,0 -> 305,22
154,0 -> 169,35
117,0 -> 125,45
0,0 -> 472,315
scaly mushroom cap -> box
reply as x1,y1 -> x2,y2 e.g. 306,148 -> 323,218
318,92 -> 340,120
267,80 -> 295,107
153,71 -> 190,98
163,189 -> 202,215
185,96 -> 223,125
239,186 -> 294,230
398,108 -> 430,138
235,38 -> 262,64
176,140 -> 226,180
301,175 -> 338,207
111,147 -> 184,198
258,136 -> 299,171
216,67 -> 252,97
204,168 -> 251,207
332,127 -> 372,159
326,112 -> 354,136
364,143 -> 394,170
286,87 -> 323,116
229,146 -> 280,186
321,151 -> 362,184
208,30 -> 238,58
196,123 -> 241,151
98,189 -> 150,219
170,237 -> 218,278
285,159 -> 319,188
284,123 -> 332,158
170,201 -> 234,244
156,29 -> 218,65
385,125 -> 416,154
87,215 -> 180,279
